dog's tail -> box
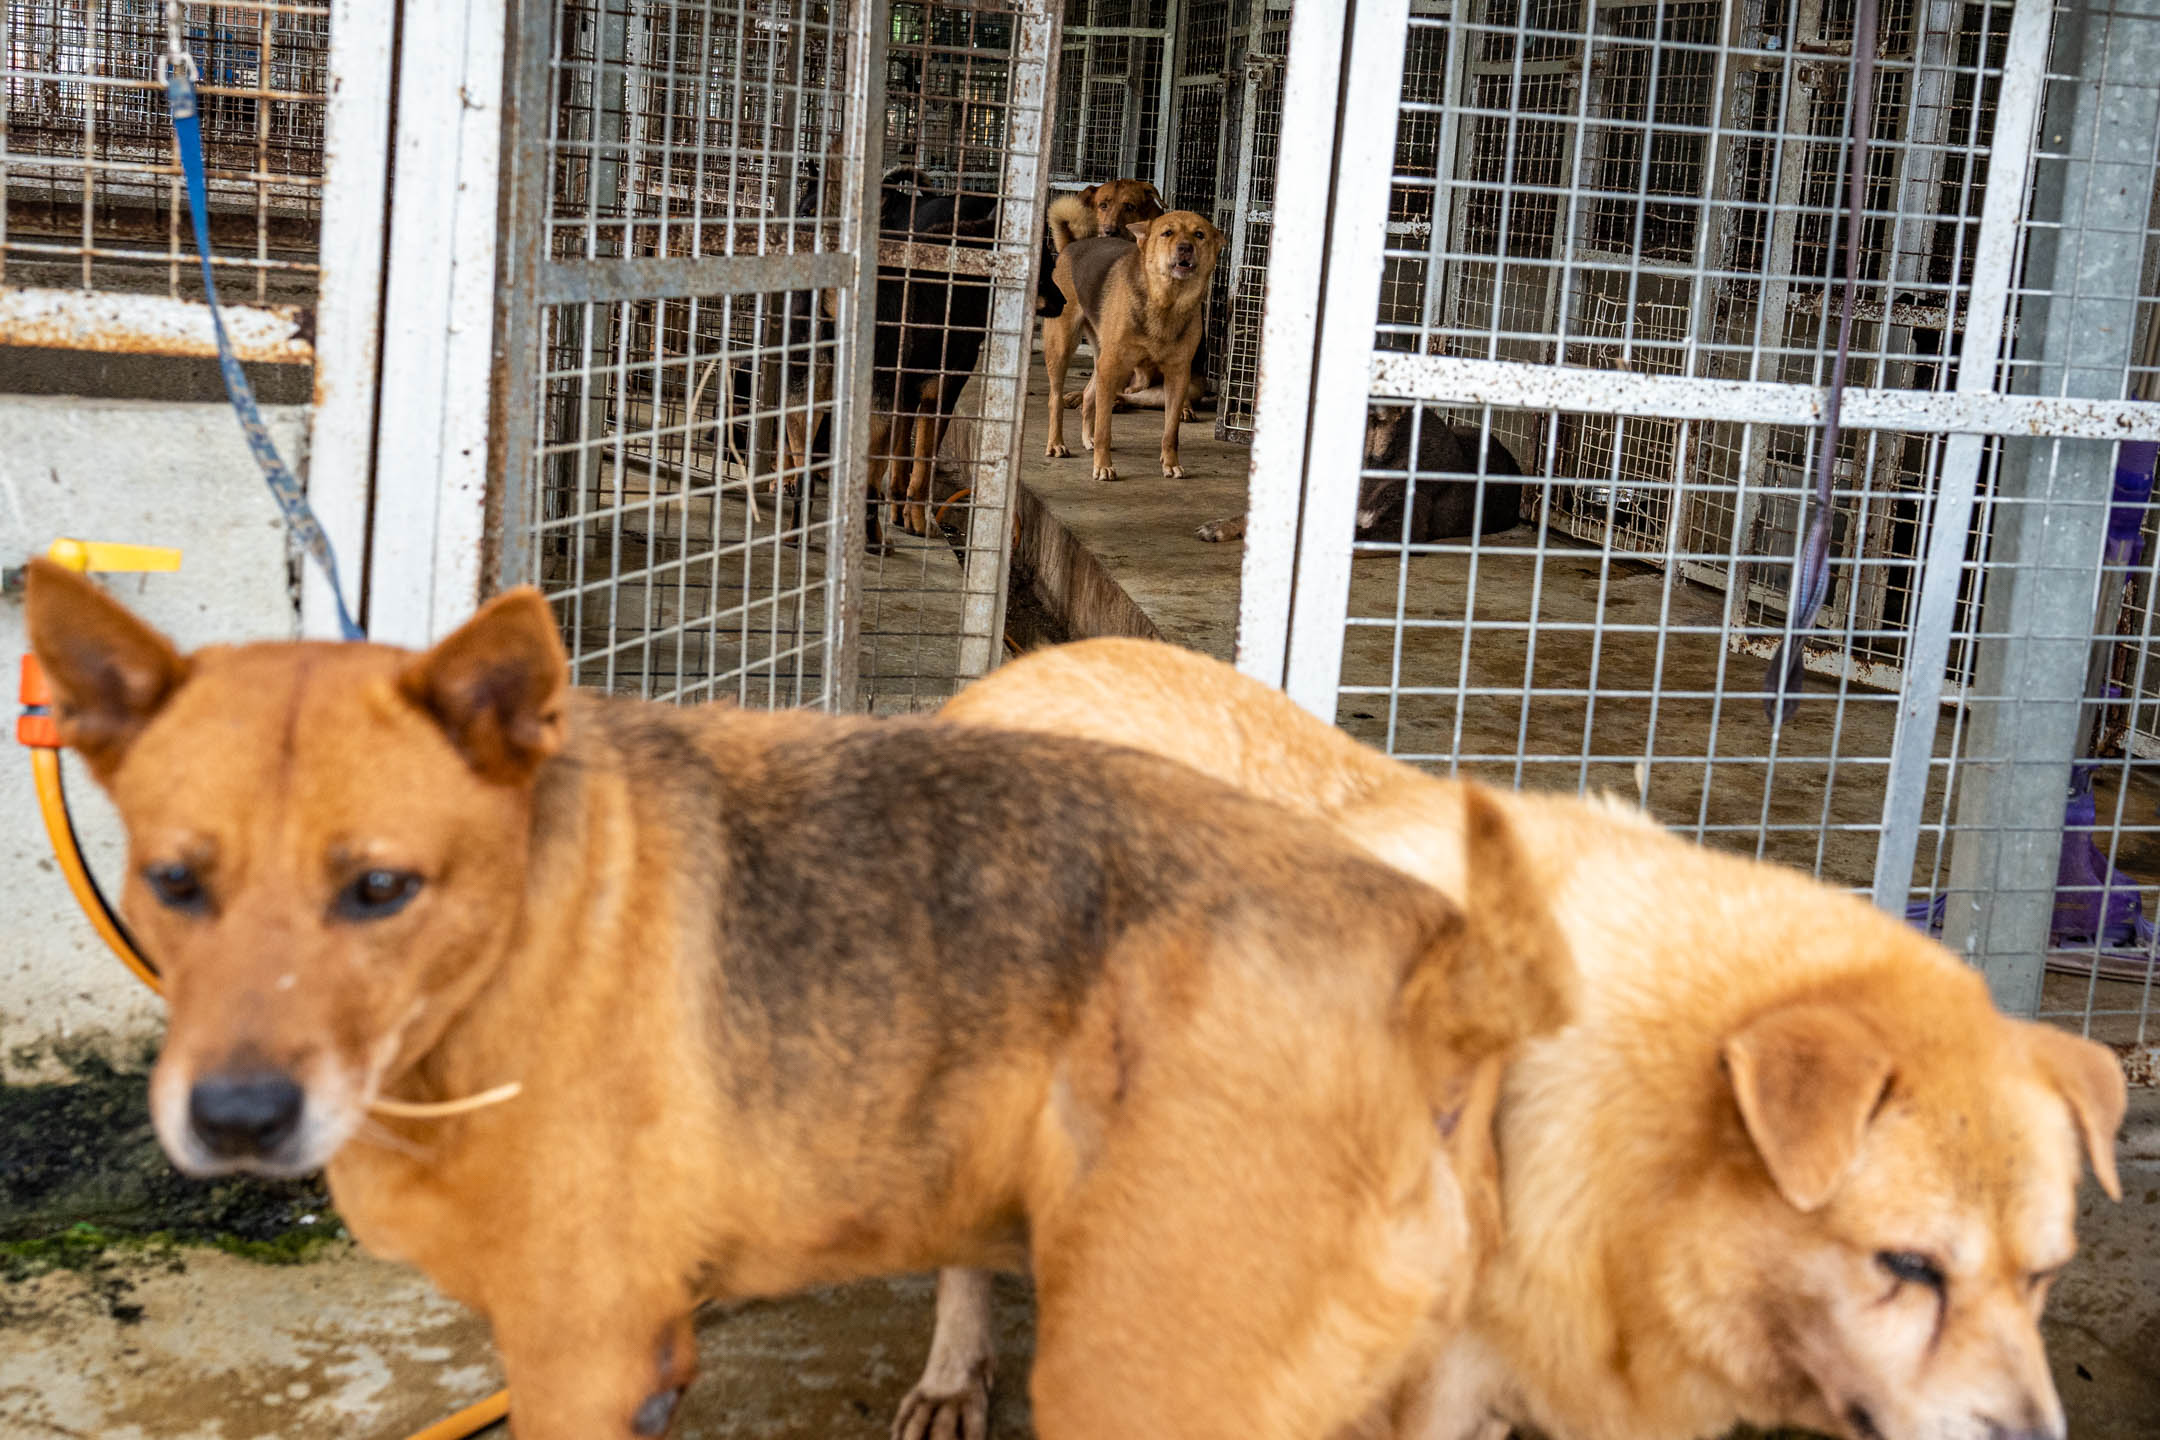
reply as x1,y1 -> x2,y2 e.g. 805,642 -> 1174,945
1396,785 -> 1575,1087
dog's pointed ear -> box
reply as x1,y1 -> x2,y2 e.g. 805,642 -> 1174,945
1125,221 -> 1152,244
1077,184 -> 1099,205
1205,219 -> 1225,248
24,556 -> 189,781
2025,1023 -> 2126,1201
398,587 -> 569,784
1723,1003 -> 1893,1213
1143,184 -> 1165,210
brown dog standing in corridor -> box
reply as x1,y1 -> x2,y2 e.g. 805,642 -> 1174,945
1044,209 -> 1222,481
24,563 -> 1572,1440
917,637 -> 2127,1440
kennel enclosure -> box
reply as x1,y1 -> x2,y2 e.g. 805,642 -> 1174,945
1244,0 -> 2160,1050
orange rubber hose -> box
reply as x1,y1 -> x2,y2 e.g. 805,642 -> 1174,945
403,1389 -> 511,1440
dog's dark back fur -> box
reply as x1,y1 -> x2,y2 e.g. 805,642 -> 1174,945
1062,234 -> 1135,330
568,695 -> 1441,1131
1356,406 -> 1527,543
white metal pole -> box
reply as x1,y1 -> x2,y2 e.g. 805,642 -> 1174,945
368,0 -> 508,646
303,0 -> 396,641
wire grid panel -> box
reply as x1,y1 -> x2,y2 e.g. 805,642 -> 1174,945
1212,14 -> 1290,441
1,0 -> 329,304
856,0 -> 1056,713
1263,0 -> 2160,1049
494,0 -> 873,710
1048,0 -> 1168,188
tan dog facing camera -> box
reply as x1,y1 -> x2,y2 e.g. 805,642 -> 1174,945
1043,209 -> 1222,481
909,637 -> 2126,1440
25,565 -> 1574,1440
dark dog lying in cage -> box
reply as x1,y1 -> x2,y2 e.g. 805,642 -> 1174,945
1195,406 -> 1527,544
1352,405 -> 1527,542
775,168 -> 1066,549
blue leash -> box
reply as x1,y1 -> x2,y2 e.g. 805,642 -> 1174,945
164,56 -> 365,642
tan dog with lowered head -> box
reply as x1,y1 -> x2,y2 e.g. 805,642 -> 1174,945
1043,209 -> 1222,481
911,637 -> 2126,1440
24,564 -> 1574,1440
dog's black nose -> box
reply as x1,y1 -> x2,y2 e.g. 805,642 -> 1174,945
189,1073 -> 305,1158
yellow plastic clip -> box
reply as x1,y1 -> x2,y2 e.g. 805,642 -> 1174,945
46,538 -> 184,574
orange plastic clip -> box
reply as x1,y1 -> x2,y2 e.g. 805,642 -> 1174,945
16,654 -> 60,749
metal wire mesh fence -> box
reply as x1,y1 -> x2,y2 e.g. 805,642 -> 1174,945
1,0 -> 329,303
859,0 -> 1055,712
494,0 -> 1052,715
495,0 -> 870,709
1258,0 -> 2160,1050
1049,0 -> 1169,189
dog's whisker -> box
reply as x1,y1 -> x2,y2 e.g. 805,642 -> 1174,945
351,1116 -> 435,1164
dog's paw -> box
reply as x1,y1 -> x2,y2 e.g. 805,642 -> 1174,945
1081,431 -> 1095,451
1045,443 -> 1071,459
1061,391 -> 1085,410
1179,405 -> 1196,422
1093,463 -> 1120,482
1194,518 -> 1240,543
892,1372 -> 991,1440
1162,462 -> 1185,479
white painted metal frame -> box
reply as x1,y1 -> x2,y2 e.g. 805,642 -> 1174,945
302,0 -> 399,641
957,0 -> 1061,679
365,0 -> 510,647
1269,0 -> 1412,719
1236,0 -> 1362,692
1867,0 -> 2056,911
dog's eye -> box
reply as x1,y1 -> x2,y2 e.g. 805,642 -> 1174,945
144,862 -> 209,915
333,869 -> 423,921
1876,1250 -> 1945,1290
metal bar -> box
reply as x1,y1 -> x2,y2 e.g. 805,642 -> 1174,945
304,0 -> 397,639
1870,0 -> 2053,914
484,0 -> 554,601
1280,0 -> 1413,721
1939,0 -> 2160,1013
0,284 -> 312,362
872,239 -> 1029,277
1235,0 -> 1353,687
955,0 -> 1059,679
829,0 -> 890,715
369,0 -> 509,647
1155,0 -> 1184,196
1367,352 -> 2160,440
1219,49 -> 1272,382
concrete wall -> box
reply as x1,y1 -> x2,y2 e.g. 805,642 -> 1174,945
0,396 -> 307,1080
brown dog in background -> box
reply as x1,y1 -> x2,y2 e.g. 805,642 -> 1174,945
1045,177 -> 1164,252
913,636 -> 2126,1440
25,564 -> 1573,1440
1043,210 -> 1223,481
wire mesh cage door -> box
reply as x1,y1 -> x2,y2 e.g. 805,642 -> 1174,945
491,0 -> 880,710
855,0 -> 1060,713
1248,0 -> 2160,1054
1049,0 -> 1173,192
